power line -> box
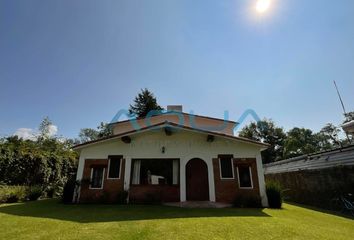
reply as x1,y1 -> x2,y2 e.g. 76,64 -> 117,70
333,80 -> 346,114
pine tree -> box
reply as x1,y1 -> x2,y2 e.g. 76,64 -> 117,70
129,88 -> 163,117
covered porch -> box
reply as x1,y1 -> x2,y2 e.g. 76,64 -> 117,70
126,157 -> 215,203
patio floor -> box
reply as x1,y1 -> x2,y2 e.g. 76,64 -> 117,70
164,201 -> 232,208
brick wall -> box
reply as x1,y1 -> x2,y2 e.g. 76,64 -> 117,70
213,158 -> 260,203
79,158 -> 125,203
129,185 -> 180,203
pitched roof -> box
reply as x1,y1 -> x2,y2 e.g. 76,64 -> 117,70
73,121 -> 269,150
109,111 -> 238,126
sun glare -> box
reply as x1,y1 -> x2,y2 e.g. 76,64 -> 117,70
256,0 -> 271,13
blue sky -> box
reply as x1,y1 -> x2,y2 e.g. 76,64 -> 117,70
1,0 -> 354,139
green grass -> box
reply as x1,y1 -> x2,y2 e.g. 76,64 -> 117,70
0,199 -> 353,240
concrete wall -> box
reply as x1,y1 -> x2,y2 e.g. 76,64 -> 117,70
76,128 -> 267,205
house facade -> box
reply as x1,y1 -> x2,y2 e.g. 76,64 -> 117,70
73,106 -> 269,206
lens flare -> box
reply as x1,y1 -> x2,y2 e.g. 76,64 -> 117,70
256,0 -> 271,13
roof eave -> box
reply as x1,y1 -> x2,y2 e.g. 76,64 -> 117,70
73,121 -> 267,150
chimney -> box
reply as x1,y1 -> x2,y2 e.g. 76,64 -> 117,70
167,105 -> 183,112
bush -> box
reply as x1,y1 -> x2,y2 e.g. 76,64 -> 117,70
116,190 -> 129,204
6,193 -> 19,203
46,187 -> 55,198
233,195 -> 262,208
0,185 -> 28,203
27,185 -> 43,201
266,181 -> 283,208
62,177 -> 77,204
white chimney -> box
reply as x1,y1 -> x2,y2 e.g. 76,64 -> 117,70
167,105 -> 183,112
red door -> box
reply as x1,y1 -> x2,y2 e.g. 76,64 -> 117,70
186,158 -> 209,201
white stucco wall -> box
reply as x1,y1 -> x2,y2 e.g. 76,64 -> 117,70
76,128 -> 267,205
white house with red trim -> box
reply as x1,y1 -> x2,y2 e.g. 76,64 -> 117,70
73,106 -> 269,206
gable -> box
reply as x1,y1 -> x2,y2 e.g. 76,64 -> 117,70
111,112 -> 237,136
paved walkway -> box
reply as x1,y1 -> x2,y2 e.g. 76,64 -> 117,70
164,201 -> 232,208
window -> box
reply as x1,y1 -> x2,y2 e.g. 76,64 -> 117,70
219,155 -> 234,179
131,159 -> 179,186
237,166 -> 253,188
90,167 -> 105,189
108,156 -> 122,179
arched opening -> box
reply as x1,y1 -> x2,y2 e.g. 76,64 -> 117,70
186,158 -> 209,201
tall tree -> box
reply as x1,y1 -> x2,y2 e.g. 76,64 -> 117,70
97,122 -> 113,138
319,123 -> 342,148
283,127 -> 322,159
129,88 -> 163,118
239,119 -> 286,164
38,117 -> 57,139
78,128 -> 99,143
78,122 -> 113,143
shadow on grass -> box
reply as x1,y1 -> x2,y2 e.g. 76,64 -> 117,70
286,201 -> 354,220
0,199 -> 270,223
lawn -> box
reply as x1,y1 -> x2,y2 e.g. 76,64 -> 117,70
0,199 -> 353,240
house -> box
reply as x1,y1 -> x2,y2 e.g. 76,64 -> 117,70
343,120 -> 354,135
73,105 -> 269,206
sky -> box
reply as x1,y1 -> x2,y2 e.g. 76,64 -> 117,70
1,0 -> 354,139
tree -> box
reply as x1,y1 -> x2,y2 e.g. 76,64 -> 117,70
319,123 -> 342,148
0,134 -> 78,192
344,111 -> 354,123
78,128 -> 99,143
283,127 -> 322,159
38,117 -> 57,139
78,122 -> 113,143
239,119 -> 286,164
97,122 -> 113,138
129,88 -> 163,118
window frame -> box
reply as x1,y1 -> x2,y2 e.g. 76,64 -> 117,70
130,158 -> 180,186
107,155 -> 122,180
236,165 -> 253,189
89,167 -> 105,189
218,156 -> 235,180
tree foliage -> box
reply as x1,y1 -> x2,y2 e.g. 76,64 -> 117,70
129,88 -> 163,118
38,116 -> 54,138
283,128 -> 321,159
239,119 -> 286,164
0,118 -> 78,195
319,123 -> 342,148
344,111 -> 354,123
78,122 -> 113,143
240,118 -> 352,163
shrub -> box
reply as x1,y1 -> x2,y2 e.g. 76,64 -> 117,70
233,195 -> 262,208
266,181 -> 283,208
27,185 -> 43,201
116,190 -> 129,204
62,177 -> 77,204
0,185 -> 28,203
46,187 -> 55,198
6,193 -> 19,203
